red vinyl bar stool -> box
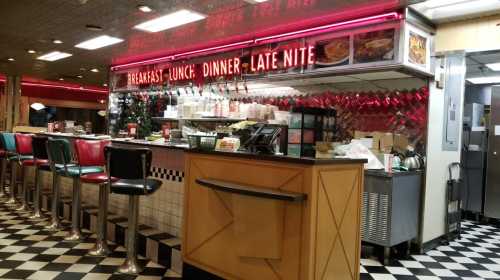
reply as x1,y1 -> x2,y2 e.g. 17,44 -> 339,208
104,146 -> 162,274
14,134 -> 36,211
28,136 -> 51,219
73,139 -> 115,255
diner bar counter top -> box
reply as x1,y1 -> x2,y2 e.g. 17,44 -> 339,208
182,150 -> 366,280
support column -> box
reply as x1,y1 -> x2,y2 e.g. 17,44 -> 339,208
3,76 -> 21,132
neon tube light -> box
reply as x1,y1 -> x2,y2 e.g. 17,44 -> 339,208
111,56 -> 175,70
111,40 -> 253,70
254,12 -> 401,43
111,12 -> 402,70
171,40 -> 254,59
21,82 -> 109,93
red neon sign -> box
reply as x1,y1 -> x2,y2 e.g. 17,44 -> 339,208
126,45 -> 316,86
203,57 -> 241,78
128,69 -> 164,86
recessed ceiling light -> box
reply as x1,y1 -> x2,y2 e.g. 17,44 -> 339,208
486,63 -> 500,71
52,39 -> 63,44
90,68 -> 99,73
30,103 -> 46,111
137,5 -> 153,13
75,35 -> 124,50
59,77 -> 64,81
133,9 -> 206,33
467,76 -> 500,84
85,24 -> 103,31
103,83 -> 108,87
27,50 -> 36,54
7,58 -> 15,61
37,51 -> 72,61
80,67 -> 86,71
77,75 -> 83,79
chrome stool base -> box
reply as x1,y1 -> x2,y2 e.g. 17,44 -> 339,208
15,204 -> 30,212
68,178 -> 85,241
45,220 -> 62,231
88,183 -> 110,256
118,259 -> 143,274
64,230 -> 86,242
88,240 -> 111,256
29,211 -> 44,219
0,158 -> 7,199
119,195 -> 141,274
5,198 -> 17,205
47,174 -> 61,231
30,167 -> 44,220
17,166 -> 31,213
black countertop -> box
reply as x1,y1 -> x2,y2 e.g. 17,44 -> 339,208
38,132 -> 189,150
39,132 -> 368,165
186,149 -> 367,165
365,169 -> 423,178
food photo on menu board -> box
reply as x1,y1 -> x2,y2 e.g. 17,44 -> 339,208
353,29 -> 395,63
408,31 -> 427,66
315,36 -> 350,67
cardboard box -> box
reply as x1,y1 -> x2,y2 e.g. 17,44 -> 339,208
394,134 -> 409,152
379,132 -> 394,153
354,131 -> 371,139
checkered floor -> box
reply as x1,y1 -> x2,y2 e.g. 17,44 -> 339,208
0,202 -> 499,280
360,221 -> 500,279
0,203 -> 181,280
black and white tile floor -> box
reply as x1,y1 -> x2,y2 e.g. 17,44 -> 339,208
360,221 -> 500,280
0,203 -> 181,280
0,202 -> 500,280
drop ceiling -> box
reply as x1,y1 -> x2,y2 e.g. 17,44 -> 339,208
0,0 -> 416,87
466,51 -> 500,79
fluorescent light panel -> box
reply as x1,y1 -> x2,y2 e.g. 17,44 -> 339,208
75,35 -> 124,50
486,63 -> 500,71
138,5 -> 153,12
467,76 -> 500,84
134,9 -> 206,32
37,51 -> 72,61
422,0 -> 469,9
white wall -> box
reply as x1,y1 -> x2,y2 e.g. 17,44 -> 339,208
421,82 -> 464,243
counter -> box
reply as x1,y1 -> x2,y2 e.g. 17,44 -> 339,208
37,132 -> 367,279
182,150 -> 366,280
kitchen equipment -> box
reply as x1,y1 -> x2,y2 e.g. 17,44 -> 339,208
445,162 -> 462,242
403,151 -> 421,170
244,124 -> 282,154
362,170 -> 422,264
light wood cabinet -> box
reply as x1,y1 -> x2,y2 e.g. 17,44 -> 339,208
183,152 -> 365,280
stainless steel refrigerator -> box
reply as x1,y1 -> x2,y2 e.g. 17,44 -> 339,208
485,86 -> 500,218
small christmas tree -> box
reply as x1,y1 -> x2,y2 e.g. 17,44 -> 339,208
127,93 -> 152,139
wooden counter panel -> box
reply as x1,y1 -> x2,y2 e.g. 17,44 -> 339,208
313,167 -> 363,280
183,153 -> 363,280
183,154 -> 306,280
